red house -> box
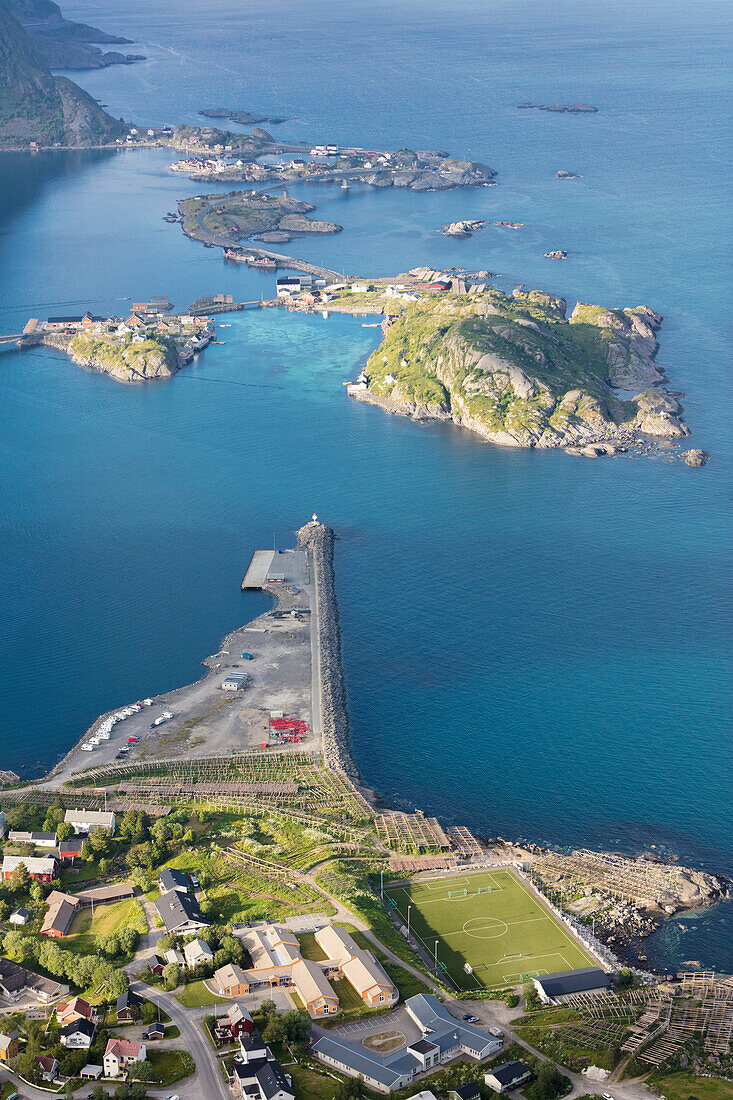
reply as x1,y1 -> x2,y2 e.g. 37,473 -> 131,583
2,855 -> 57,883
214,1003 -> 253,1044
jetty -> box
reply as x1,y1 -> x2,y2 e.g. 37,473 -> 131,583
242,548 -> 308,589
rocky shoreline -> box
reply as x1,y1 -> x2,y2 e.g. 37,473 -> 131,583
349,288 -> 692,456
42,332 -> 181,382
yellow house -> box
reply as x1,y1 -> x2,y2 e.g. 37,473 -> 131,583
0,1030 -> 20,1062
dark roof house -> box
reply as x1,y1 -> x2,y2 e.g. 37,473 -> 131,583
155,890 -> 208,934
534,967 -> 609,1003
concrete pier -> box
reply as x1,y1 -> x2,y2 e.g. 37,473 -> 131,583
242,549 -> 308,589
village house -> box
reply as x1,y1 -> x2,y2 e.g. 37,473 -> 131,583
484,1061 -> 532,1093
155,890 -> 208,935
0,1030 -> 19,1062
116,988 -> 144,1022
58,837 -> 84,863
64,809 -> 116,835
60,1017 -> 95,1049
183,937 -> 214,969
214,1003 -> 253,1044
41,891 -> 81,938
232,1030 -> 294,1100
8,830 -> 57,848
158,867 -> 191,895
0,957 -> 66,1003
56,996 -> 98,1026
2,854 -> 57,883
103,1038 -> 146,1078
9,907 -> 30,925
35,1053 -> 59,1081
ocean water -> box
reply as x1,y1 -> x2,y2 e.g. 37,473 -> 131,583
1,0 -> 732,970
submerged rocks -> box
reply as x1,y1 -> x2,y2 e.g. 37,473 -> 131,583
544,250 -> 569,259
683,448 -> 710,466
556,170 -> 581,179
519,103 -> 598,113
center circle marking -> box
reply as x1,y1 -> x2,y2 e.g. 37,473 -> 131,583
462,916 -> 508,939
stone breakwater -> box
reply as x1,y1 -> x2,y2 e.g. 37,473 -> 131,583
297,520 -> 360,781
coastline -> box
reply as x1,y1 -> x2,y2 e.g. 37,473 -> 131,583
17,520 -> 728,979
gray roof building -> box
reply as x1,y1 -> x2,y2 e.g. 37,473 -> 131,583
155,890 -> 208,934
533,967 -> 609,1003
313,993 -> 502,1093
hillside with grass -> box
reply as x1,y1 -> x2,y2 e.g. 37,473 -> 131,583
351,287 -> 688,453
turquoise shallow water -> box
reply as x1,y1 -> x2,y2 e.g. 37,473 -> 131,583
0,0 -> 731,970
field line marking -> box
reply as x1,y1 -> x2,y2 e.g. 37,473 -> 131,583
510,871 -> 594,966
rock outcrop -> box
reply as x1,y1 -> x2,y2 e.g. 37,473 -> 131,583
348,286 -> 689,454
683,448 -> 710,467
43,332 -> 180,382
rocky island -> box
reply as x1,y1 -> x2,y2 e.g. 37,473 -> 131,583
167,131 -> 497,192
345,286 -> 688,454
518,102 -> 598,113
43,331 -> 181,382
199,106 -> 288,124
178,191 -> 342,246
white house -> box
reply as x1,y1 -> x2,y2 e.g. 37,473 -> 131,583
64,810 -> 116,836
183,938 -> 214,969
103,1038 -> 146,1078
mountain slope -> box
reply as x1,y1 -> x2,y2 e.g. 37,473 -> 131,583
0,2 -> 126,146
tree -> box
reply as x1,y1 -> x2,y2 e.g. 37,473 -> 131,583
56,821 -> 74,842
533,1062 -> 567,1100
334,1076 -> 366,1100
262,1015 -> 286,1043
81,838 -> 93,861
10,862 -> 30,894
30,882 -> 44,905
162,962 -> 180,991
141,1000 -> 157,1024
99,857 -> 110,877
182,829 -> 195,846
128,1057 -> 155,1082
259,998 -> 276,1019
282,1008 -> 311,1043
89,825 -> 113,855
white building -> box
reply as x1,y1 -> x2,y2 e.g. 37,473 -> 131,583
64,810 -> 116,836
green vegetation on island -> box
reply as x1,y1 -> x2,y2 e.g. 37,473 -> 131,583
50,331 -> 181,382
347,286 -> 688,452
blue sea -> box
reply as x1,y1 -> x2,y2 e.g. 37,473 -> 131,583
0,0 -> 731,972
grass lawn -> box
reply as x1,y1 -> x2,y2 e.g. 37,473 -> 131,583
289,1062 -> 347,1100
64,896 -> 146,955
175,979 -> 229,1008
647,1073 -> 733,1100
384,869 -> 594,992
147,1047 -> 195,1085
331,977 -> 367,1012
297,932 -> 328,961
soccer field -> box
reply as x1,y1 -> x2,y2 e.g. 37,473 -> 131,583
384,869 -> 594,992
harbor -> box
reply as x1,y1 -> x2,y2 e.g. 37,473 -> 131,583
45,531 -> 322,786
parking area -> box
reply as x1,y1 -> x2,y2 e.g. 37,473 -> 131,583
326,1004 -> 422,1047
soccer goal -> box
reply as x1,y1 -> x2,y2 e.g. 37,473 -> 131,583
477,885 -> 491,894
521,971 -> 540,980
448,889 -> 468,898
